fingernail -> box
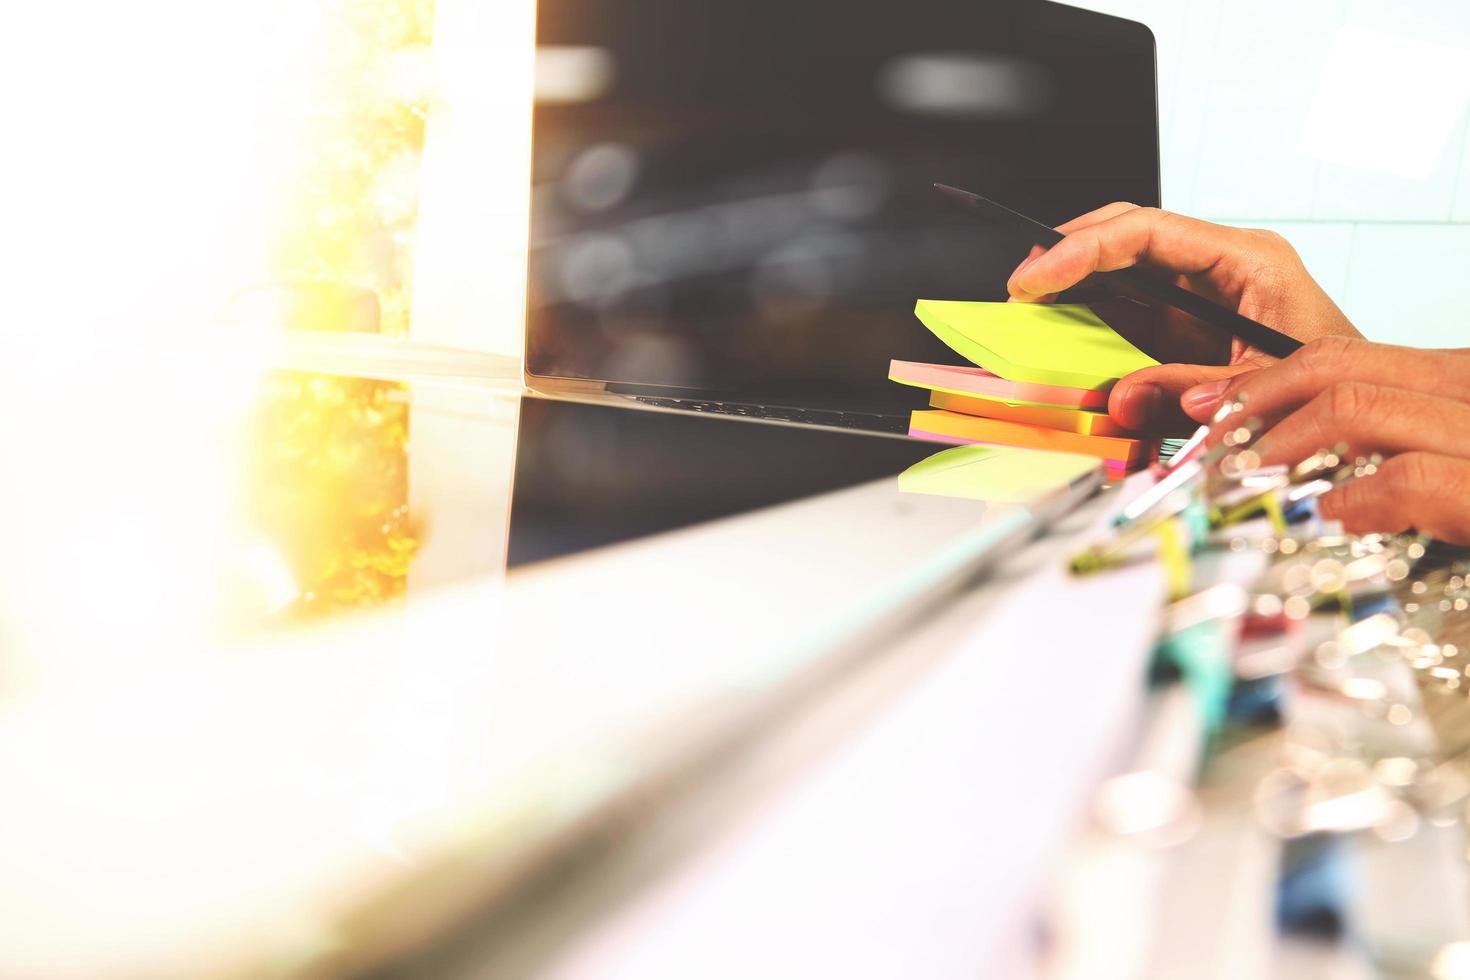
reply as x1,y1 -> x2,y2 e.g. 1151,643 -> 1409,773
1181,379 -> 1230,418
1121,383 -> 1163,427
1009,256 -> 1040,293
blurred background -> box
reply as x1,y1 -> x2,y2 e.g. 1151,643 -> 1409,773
9,0 -> 1462,361
1082,0 -> 1470,347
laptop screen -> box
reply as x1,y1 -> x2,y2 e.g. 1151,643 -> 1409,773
526,0 -> 1159,414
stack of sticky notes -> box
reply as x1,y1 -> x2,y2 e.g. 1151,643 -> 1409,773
893,300 -> 1160,477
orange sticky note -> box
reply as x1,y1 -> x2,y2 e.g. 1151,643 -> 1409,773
909,409 -> 1156,468
928,390 -> 1133,437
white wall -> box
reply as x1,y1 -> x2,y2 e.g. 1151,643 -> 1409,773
411,0 -> 535,357
1073,0 -> 1470,348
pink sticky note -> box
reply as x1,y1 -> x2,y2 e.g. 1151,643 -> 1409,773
889,360 -> 1109,411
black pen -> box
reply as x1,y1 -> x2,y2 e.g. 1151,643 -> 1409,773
933,183 -> 1304,359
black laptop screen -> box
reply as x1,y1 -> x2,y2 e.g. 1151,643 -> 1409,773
506,396 -> 946,567
525,0 -> 1159,413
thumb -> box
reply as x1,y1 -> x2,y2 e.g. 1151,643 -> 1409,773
1109,362 -> 1261,431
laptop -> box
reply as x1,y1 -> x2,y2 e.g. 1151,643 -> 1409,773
523,0 -> 1160,432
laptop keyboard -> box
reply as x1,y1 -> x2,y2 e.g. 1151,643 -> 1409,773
631,396 -> 909,434
630,398 -> 1197,458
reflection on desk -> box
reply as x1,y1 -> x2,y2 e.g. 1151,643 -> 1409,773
507,394 -> 946,566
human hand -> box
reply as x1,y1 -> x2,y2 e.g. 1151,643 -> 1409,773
1182,337 -> 1470,543
1005,204 -> 1360,430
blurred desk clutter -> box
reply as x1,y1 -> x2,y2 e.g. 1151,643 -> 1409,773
1036,398 -> 1470,978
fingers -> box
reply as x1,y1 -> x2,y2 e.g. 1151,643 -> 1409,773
1109,360 -> 1264,432
1248,383 -> 1470,468
1006,204 -> 1139,303
1005,246 -> 1056,303
1053,201 -> 1143,236
1320,453 -> 1470,545
1010,245 -> 1046,280
1009,207 -> 1254,301
1184,336 -> 1470,433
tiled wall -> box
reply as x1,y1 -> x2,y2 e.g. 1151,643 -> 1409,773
1073,0 -> 1470,348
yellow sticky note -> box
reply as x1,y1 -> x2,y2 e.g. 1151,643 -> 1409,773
898,444 -> 1101,504
914,299 -> 1158,391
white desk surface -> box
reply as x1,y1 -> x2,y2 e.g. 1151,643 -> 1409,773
392,475 -> 1166,979
0,360 -> 1166,979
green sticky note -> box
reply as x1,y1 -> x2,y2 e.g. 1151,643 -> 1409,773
914,299 -> 1158,391
898,443 -> 1101,504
